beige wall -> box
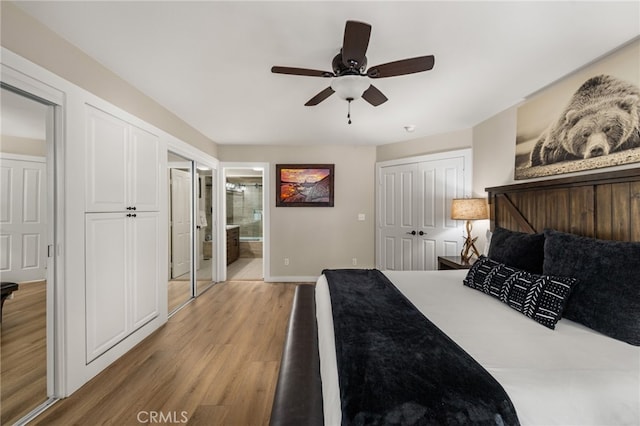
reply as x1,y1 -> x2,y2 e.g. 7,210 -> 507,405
372,109 -> 516,253
0,2 -> 217,157
374,116 -> 515,195
376,128 -> 473,162
469,107 -> 519,248
0,135 -> 47,157
472,107 -> 519,193
219,144 -> 376,278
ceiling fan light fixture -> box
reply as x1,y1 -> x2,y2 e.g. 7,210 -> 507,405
272,20 -> 434,110
330,75 -> 370,101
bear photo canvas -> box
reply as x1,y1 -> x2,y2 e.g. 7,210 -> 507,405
515,39 -> 640,180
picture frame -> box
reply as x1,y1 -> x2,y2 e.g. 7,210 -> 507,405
514,41 -> 640,180
275,164 -> 334,207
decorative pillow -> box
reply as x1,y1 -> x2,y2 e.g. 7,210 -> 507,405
464,256 -> 577,329
487,227 -> 545,274
543,229 -> 640,346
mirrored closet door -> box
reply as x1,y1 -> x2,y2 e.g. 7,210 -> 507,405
1,86 -> 56,424
167,152 -> 193,313
195,163 -> 216,295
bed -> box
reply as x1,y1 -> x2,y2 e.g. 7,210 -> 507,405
270,168 -> 640,426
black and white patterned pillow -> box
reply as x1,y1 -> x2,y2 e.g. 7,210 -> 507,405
464,256 -> 577,329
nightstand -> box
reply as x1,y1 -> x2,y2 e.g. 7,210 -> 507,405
437,256 -> 476,270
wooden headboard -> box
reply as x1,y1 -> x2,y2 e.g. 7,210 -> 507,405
485,169 -> 640,242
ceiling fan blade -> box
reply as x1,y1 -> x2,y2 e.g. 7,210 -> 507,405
367,55 -> 435,78
362,85 -> 388,107
271,66 -> 334,78
305,87 -> 335,106
342,20 -> 371,69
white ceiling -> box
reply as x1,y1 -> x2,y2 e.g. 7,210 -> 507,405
13,1 -> 640,146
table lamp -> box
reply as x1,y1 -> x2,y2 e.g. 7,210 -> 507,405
451,198 -> 489,262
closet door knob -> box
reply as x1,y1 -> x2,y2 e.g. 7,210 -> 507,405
419,231 -> 425,236
406,230 -> 416,235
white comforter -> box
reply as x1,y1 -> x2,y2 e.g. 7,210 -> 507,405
316,269 -> 640,426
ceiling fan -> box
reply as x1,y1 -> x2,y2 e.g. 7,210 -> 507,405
271,20 -> 435,123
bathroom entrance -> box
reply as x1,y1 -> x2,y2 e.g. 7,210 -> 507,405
225,166 -> 265,280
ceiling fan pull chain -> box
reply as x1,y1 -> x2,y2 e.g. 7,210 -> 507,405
347,98 -> 352,124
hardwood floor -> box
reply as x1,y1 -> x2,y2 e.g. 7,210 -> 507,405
227,258 -> 263,281
168,278 -> 192,313
1,280 -> 48,426
32,280 -> 299,426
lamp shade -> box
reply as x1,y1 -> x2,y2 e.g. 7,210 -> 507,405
451,198 -> 489,220
330,75 -> 370,100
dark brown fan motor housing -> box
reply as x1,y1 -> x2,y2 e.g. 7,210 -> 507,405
271,20 -> 435,110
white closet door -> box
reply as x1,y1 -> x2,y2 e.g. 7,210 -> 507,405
378,163 -> 418,270
129,125 -> 160,212
415,157 -> 466,270
130,212 -> 159,329
0,157 -> 47,282
85,213 -> 128,362
377,151 -> 470,271
86,106 -> 128,212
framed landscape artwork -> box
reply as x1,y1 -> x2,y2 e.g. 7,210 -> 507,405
276,164 -> 334,207
514,40 -> 640,180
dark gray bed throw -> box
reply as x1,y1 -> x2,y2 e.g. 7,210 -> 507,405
323,269 -> 520,426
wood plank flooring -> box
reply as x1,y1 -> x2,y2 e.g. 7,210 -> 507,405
1,280 -> 48,425
227,258 -> 263,281
31,280 -> 299,426
168,279 -> 192,313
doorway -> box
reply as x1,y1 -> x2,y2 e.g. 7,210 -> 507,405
0,85 -> 58,424
224,166 -> 265,281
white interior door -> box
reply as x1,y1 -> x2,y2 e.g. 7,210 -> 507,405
170,168 -> 191,278
0,156 -> 47,282
378,162 -> 418,270
415,157 -> 466,270
377,150 -> 470,271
